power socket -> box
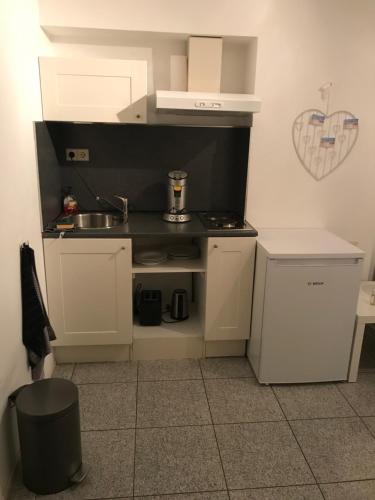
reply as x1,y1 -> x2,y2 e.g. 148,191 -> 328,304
66,148 -> 90,162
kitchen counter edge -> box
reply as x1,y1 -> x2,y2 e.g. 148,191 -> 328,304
42,212 -> 258,238
42,228 -> 258,238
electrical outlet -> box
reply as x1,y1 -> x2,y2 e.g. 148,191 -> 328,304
66,148 -> 90,162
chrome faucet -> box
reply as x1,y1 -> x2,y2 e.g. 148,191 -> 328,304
114,195 -> 128,223
96,195 -> 128,223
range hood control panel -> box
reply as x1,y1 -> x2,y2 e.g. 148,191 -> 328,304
195,101 -> 223,109
156,91 -> 261,114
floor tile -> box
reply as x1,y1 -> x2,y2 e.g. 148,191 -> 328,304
34,430 -> 134,499
290,417 -> 375,482
53,364 -> 74,380
137,380 -> 211,427
362,416 -> 375,436
229,485 -> 323,500
215,421 -> 313,489
273,383 -> 355,420
320,480 -> 375,499
200,357 -> 254,379
205,378 -> 284,424
36,494 -> 103,500
72,361 -> 137,384
338,374 -> 375,415
134,425 -> 226,495
135,493 -> 228,500
138,359 -> 202,381
78,383 -> 136,430
10,488 -> 36,500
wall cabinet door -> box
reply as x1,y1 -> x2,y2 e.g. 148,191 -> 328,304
43,238 -> 133,346
204,237 -> 256,341
39,57 -> 147,123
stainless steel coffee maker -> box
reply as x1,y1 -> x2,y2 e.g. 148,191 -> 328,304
163,170 -> 191,223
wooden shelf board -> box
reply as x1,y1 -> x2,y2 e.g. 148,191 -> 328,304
133,309 -> 202,339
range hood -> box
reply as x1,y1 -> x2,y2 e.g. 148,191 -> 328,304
156,90 -> 261,115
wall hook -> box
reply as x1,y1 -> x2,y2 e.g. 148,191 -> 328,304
318,82 -> 333,115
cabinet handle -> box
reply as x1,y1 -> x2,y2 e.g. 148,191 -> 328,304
213,244 -> 219,249
121,246 -> 126,250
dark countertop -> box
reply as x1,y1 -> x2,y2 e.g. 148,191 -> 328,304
43,212 -> 258,238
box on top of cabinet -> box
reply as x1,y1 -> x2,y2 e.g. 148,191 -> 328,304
187,37 -> 223,93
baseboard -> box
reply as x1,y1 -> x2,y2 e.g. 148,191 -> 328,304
53,340 -> 246,363
44,352 -> 55,378
132,338 -> 204,360
53,345 -> 131,363
205,340 -> 246,357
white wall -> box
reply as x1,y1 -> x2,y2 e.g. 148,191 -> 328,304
247,0 -> 375,280
0,2 -> 53,498
39,0 -> 375,278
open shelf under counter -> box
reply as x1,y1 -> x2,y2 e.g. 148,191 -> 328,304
133,307 -> 203,340
132,258 -> 205,274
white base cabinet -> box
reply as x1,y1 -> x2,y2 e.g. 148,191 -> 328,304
39,57 -> 148,123
43,238 -> 133,346
43,236 -> 256,358
203,237 -> 256,341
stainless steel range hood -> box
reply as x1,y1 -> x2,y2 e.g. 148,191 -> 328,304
156,90 -> 261,115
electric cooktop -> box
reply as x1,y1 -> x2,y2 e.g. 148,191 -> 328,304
198,212 -> 255,232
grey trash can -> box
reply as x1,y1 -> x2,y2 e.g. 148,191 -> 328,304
12,378 -> 87,495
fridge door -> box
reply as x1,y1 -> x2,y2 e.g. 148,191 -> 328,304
258,257 -> 362,383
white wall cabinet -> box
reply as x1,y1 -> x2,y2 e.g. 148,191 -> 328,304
39,57 -> 147,123
43,238 -> 133,346
203,237 -> 256,341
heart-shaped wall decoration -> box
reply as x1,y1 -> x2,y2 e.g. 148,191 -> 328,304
292,109 -> 359,181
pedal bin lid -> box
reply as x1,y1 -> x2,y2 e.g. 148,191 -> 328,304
15,378 -> 78,422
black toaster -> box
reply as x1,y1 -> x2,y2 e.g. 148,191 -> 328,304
139,290 -> 162,326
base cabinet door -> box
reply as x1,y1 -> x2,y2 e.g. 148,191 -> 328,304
43,238 -> 133,346
39,57 -> 147,123
204,237 -> 256,341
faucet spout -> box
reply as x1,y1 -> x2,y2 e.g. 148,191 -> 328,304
114,195 -> 128,223
96,195 -> 128,223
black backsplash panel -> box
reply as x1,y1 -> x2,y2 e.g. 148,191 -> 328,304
35,122 -> 62,224
37,122 -> 250,221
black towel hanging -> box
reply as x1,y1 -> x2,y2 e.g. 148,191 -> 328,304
20,242 -> 56,380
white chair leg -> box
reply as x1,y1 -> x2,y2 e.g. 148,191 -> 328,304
348,320 -> 365,382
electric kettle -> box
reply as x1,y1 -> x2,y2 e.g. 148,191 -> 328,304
171,289 -> 189,320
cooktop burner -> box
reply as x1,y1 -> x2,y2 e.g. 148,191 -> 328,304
198,212 -> 251,230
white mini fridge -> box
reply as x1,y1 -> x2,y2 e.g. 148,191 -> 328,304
248,229 -> 364,384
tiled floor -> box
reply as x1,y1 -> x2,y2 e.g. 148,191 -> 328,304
10,331 -> 375,500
